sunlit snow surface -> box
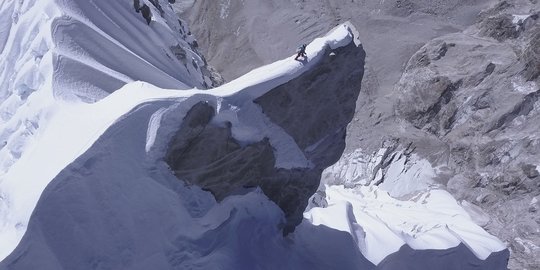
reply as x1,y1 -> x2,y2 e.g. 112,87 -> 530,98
306,185 -> 505,265
0,0 -> 507,267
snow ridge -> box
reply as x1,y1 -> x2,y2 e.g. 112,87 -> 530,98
0,16 -> 358,262
0,0 -> 216,261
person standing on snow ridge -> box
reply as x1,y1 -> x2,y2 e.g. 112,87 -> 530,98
295,44 -> 307,60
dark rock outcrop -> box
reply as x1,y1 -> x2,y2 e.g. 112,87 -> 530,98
166,41 -> 365,233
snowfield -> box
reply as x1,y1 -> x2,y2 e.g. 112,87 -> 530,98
0,0 -> 508,269
306,185 -> 505,265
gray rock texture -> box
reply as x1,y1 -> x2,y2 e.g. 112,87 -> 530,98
388,4 -> 540,268
166,41 -> 366,233
183,0 -> 540,268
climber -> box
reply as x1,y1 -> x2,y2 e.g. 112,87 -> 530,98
295,44 -> 307,60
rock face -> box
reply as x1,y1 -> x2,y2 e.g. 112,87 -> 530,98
418,6 -> 540,269
368,2 -> 540,269
183,0 -> 540,268
166,41 -> 365,232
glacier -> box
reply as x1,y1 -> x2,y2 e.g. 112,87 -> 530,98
0,0 -> 510,269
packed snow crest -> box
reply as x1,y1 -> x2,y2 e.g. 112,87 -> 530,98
0,0 -> 509,269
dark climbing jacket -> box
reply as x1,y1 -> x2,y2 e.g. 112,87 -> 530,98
295,44 -> 307,60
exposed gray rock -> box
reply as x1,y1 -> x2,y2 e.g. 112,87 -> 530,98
183,0 -> 493,82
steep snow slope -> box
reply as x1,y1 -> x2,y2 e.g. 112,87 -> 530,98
0,0 -> 214,180
183,0 -> 494,82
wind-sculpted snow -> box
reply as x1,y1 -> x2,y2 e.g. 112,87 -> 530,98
52,0 -> 213,100
306,185 -> 508,266
0,0 -> 213,180
0,96 -> 365,270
